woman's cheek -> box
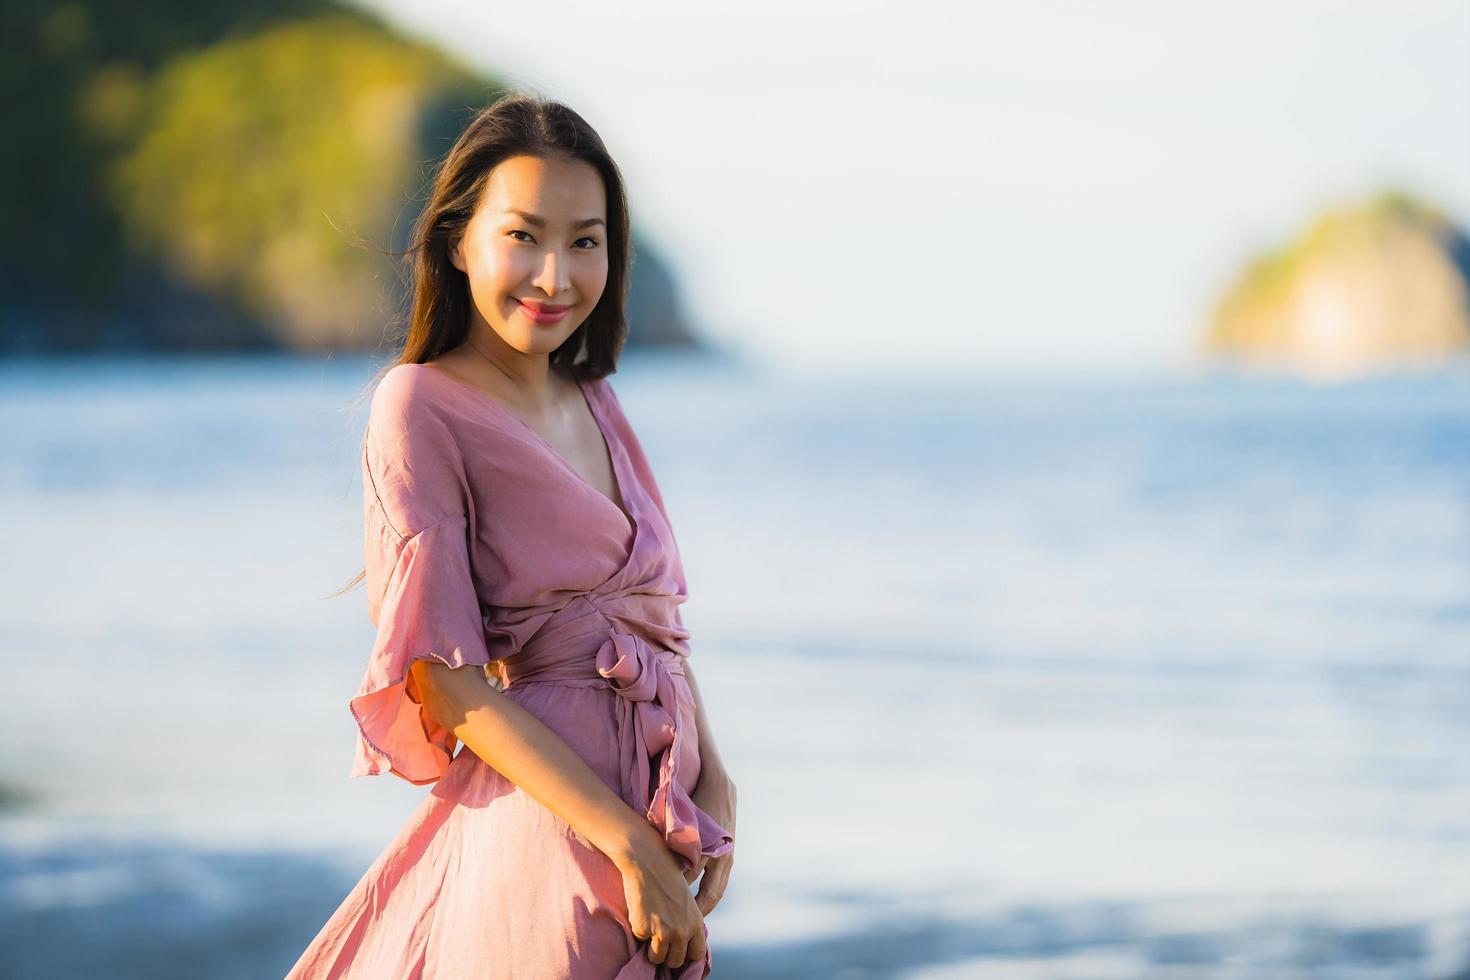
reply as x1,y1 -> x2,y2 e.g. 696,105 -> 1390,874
578,256 -> 610,300
479,243 -> 515,288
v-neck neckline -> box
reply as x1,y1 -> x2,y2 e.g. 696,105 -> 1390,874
418,362 -> 637,537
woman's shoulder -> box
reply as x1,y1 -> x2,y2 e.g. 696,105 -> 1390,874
365,362 -> 464,465
371,361 -> 441,416
370,362 -> 477,438
582,365 -> 618,394
363,364 -> 469,537
581,369 -> 626,418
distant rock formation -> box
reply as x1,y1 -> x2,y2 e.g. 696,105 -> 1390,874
1202,190 -> 1470,380
1,1 -> 698,355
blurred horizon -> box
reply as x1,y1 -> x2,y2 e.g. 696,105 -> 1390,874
8,0 -> 1469,380
353,0 -> 1470,375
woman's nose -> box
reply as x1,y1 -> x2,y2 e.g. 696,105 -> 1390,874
532,251 -> 569,296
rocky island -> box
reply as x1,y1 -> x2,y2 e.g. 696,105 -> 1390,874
1202,190 -> 1470,380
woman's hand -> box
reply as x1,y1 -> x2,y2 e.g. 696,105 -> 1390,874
687,767 -> 737,915
613,825 -> 707,971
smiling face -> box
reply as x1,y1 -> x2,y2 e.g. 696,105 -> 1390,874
449,153 -> 609,360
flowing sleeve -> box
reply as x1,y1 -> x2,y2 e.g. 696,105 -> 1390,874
348,366 -> 499,786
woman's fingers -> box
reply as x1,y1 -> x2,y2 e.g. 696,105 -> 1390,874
664,931 -> 691,971
649,916 -> 701,970
685,923 -> 708,967
694,852 -> 733,915
617,838 -> 708,970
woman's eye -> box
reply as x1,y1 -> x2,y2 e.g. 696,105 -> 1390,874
507,230 -> 598,248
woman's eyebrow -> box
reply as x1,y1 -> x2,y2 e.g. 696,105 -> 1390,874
501,208 -> 605,230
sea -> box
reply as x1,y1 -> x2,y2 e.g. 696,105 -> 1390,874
1,350 -> 1467,979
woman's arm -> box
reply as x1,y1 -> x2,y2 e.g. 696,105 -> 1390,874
412,659 -> 711,963
681,658 -> 737,914
682,660 -> 727,781
408,659 -> 665,869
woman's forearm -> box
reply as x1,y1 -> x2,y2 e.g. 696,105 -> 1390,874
410,660 -> 665,871
682,660 -> 727,779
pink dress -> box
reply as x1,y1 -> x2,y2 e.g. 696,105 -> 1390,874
286,362 -> 734,979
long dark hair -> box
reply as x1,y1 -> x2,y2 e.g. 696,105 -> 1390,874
330,90 -> 631,598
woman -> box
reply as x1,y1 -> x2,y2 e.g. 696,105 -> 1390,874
288,92 -> 737,979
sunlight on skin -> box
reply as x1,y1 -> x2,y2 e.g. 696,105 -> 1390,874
441,153 -> 609,420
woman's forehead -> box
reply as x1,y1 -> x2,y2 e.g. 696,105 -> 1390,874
477,155 -> 605,217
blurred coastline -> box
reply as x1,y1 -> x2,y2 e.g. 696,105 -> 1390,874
2,1 -> 700,356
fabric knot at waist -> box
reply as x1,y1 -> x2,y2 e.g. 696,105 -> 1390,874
500,594 -> 733,875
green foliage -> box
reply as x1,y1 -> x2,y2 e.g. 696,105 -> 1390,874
0,0 -> 327,314
2,0 -> 693,352
0,0 -> 498,349
107,12 -> 491,343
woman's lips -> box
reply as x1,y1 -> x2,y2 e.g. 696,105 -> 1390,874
517,301 -> 570,325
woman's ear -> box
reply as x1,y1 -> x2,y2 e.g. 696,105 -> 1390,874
448,237 -> 465,273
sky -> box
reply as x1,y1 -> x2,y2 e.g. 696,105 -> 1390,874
354,0 -> 1470,377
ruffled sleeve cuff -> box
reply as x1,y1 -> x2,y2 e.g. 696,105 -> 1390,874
349,512 -> 495,785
